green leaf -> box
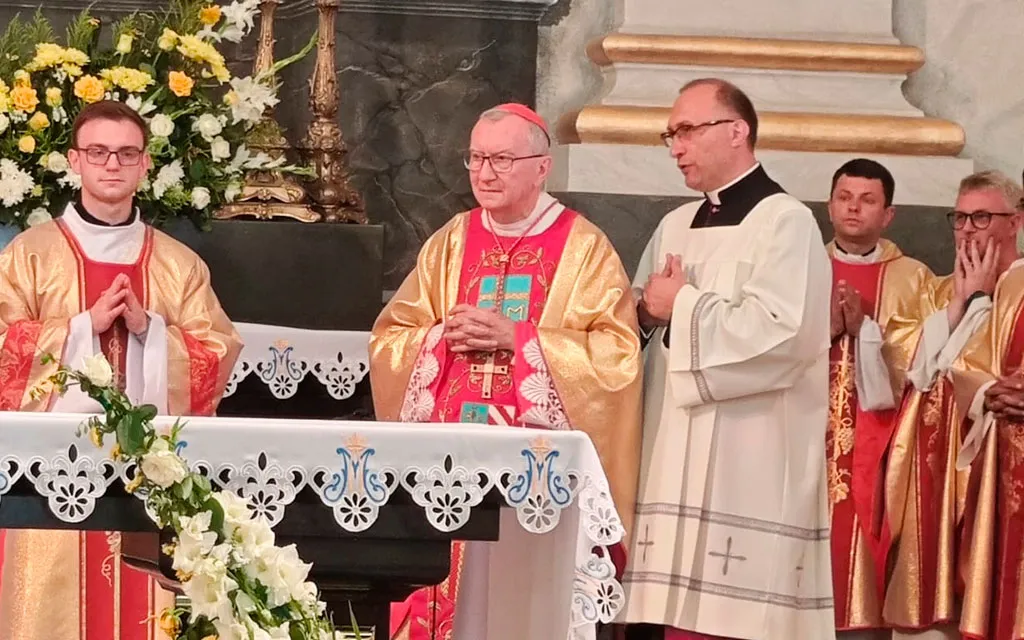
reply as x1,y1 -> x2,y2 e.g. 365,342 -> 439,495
175,475 -> 193,500
137,404 -> 158,423
116,413 -> 146,456
189,158 -> 207,182
349,602 -> 362,640
202,495 -> 225,539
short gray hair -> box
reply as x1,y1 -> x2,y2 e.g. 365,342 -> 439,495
958,170 -> 1024,211
478,108 -> 550,154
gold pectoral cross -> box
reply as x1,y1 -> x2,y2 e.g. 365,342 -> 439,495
470,354 -> 509,400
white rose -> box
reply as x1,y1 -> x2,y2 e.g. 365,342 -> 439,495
149,113 -> 175,138
192,113 -> 223,141
81,353 -> 113,387
191,186 -> 211,210
26,208 -> 52,227
0,113 -> 9,134
140,449 -> 187,488
210,136 -> 231,161
44,152 -> 69,174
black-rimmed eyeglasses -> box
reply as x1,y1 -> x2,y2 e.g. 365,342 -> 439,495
946,210 -> 1017,230
463,152 -> 547,173
73,146 -> 144,166
660,119 -> 737,147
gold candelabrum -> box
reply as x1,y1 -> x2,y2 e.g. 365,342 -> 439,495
215,0 -> 365,223
301,0 -> 365,222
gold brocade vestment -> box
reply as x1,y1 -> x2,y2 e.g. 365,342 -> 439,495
0,219 -> 241,640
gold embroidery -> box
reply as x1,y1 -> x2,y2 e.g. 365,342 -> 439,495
827,338 -> 855,512
100,531 -> 120,588
923,384 -> 944,478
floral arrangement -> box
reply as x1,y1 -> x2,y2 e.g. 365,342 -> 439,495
0,0 -> 315,231
40,353 -> 358,640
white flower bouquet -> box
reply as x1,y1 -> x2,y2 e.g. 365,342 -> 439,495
38,353 -> 360,640
0,0 -> 315,231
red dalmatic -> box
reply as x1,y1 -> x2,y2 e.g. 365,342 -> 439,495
60,221 -> 164,640
827,258 -> 899,630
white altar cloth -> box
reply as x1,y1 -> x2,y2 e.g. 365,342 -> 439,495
0,412 -> 625,640
227,322 -> 371,400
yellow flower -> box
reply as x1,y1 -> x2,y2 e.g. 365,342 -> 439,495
110,443 -> 122,460
62,64 -> 83,78
157,611 -> 180,637
89,426 -> 103,449
31,185 -> 43,197
0,78 -> 9,94
63,48 -> 89,66
210,63 -> 230,83
199,4 -> 222,26
45,87 -> 62,107
100,67 -> 155,94
116,33 -> 133,55
18,135 -> 36,153
74,75 -> 105,103
26,43 -> 64,71
13,70 -> 30,87
177,34 -> 226,69
0,95 -> 9,113
27,111 -> 49,131
10,86 -> 38,112
223,90 -> 238,106
167,70 -> 194,97
158,29 -> 179,51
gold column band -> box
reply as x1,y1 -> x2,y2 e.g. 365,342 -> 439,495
557,106 -> 966,156
587,34 -> 925,75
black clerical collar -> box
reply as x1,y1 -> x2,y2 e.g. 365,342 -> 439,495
73,195 -> 138,227
690,164 -> 785,229
834,240 -> 878,257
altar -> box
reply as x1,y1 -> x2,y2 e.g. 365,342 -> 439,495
0,412 -> 625,640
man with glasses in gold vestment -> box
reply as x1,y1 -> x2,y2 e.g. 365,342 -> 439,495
0,100 -> 241,640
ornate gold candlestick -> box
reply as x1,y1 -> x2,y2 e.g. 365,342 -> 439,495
216,0 -> 321,223
301,0 -> 366,223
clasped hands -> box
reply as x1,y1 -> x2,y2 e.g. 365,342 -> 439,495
830,280 -> 865,340
638,253 -> 687,327
89,273 -> 149,336
984,375 -> 1024,420
444,304 -> 516,353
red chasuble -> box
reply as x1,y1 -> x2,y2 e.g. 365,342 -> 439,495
959,299 -> 1024,640
392,207 -> 577,640
827,256 -> 900,631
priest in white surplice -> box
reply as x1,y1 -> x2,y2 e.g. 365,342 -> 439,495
619,79 -> 835,640
0,100 -> 241,640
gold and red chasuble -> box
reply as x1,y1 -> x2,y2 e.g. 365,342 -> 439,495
826,240 -> 931,631
883,275 -> 965,631
0,212 -> 241,640
395,207 -> 575,640
953,265 -> 1024,640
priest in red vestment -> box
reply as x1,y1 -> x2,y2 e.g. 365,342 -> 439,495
369,103 -> 643,640
0,100 -> 242,640
823,159 -> 934,640
883,171 -> 1019,640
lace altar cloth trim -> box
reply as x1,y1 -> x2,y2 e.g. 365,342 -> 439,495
0,413 -> 625,639
226,323 -> 370,400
